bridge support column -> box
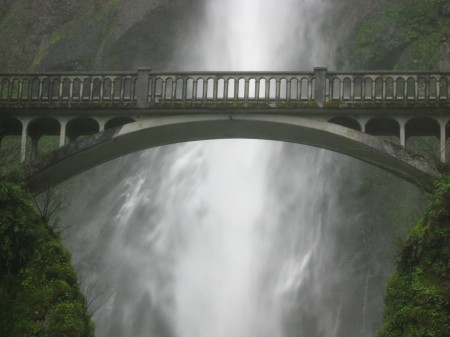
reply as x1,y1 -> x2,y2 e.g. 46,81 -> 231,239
440,121 -> 446,162
358,118 -> 369,133
399,120 -> 406,147
137,67 -> 151,108
98,119 -> 107,132
59,119 -> 68,148
19,119 -> 30,162
31,136 -> 40,161
314,67 -> 327,108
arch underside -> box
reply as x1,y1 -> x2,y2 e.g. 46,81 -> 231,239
24,114 -> 439,194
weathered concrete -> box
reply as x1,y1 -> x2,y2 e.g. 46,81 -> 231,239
0,68 -> 448,191
24,114 -> 439,194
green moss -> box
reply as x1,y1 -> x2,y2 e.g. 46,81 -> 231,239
342,0 -> 447,69
92,0 -> 122,24
379,175 -> 450,337
31,28 -> 72,70
0,178 -> 94,337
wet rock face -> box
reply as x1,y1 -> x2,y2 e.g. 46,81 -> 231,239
0,0 -> 187,71
101,6 -> 179,70
440,3 -> 450,17
438,42 -> 450,70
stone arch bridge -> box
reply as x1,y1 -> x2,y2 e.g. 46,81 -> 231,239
0,68 -> 449,193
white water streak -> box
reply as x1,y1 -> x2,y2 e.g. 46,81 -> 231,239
62,1 -> 360,337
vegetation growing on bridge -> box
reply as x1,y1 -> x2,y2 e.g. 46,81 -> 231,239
0,174 -> 94,337
379,176 -> 450,337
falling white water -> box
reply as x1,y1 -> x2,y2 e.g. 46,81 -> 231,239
61,1 -> 382,337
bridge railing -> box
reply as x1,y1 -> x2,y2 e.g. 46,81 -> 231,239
0,69 -> 449,108
0,72 -> 138,104
145,71 -> 316,104
142,70 -> 450,107
327,71 -> 450,102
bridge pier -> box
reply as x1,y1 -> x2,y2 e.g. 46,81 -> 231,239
399,120 -> 406,147
440,122 -> 446,162
137,67 -> 151,108
59,120 -> 68,148
30,135 -> 40,161
20,119 -> 30,162
314,67 -> 327,108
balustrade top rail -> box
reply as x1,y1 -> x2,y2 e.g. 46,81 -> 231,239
0,68 -> 449,109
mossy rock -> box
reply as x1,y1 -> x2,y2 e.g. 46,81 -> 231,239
0,178 -> 94,337
379,176 -> 450,337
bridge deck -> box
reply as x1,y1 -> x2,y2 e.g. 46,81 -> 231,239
1,68 -> 450,166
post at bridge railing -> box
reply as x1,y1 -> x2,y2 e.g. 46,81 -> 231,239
314,67 -> 327,107
137,67 -> 151,108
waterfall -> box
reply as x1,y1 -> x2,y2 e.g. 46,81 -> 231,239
62,1 -> 384,337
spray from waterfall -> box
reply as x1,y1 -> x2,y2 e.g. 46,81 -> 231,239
62,1 -> 385,337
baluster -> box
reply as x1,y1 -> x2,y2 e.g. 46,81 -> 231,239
298,77 -> 302,100
265,78 -> 270,100
149,76 -> 155,103
203,78 -> 207,101
361,77 -> 366,101
308,78 -> 312,100
89,77 -> 94,101
161,78 -> 166,101
110,77 -> 115,101
436,76 -> 441,100
244,79 -> 249,101
339,78 -> 344,100
276,79 -> 281,100
182,77 -> 187,101
58,77 -> 63,102
371,77 -> 376,100
414,77 -> 419,100
39,78 -> 44,101
403,78 -> 407,100
193,79 -> 198,101
172,78 -> 176,100
446,77 -> 450,101
133,77 -> 138,101
350,78 -> 355,100
18,79 -> 23,101
234,78 -> 239,100
286,79 -> 291,101
69,78 -> 74,102
210,78 -> 216,101
393,77 -> 397,99
255,78 -> 260,101
99,77 -> 104,102
223,78 -> 229,101
8,78 -> 13,101
79,78 -> 84,101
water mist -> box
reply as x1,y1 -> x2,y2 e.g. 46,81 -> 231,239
62,1 -> 385,337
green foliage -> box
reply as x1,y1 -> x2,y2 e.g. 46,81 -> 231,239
379,175 -> 450,337
0,178 -> 94,337
343,0 -> 447,69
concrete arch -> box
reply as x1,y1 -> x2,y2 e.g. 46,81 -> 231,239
28,117 -> 60,138
328,117 -> 361,131
366,117 -> 400,137
24,114 -> 439,194
105,117 -> 136,130
66,117 -> 100,142
406,117 -> 440,139
0,117 -> 22,138
0,117 -> 22,151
